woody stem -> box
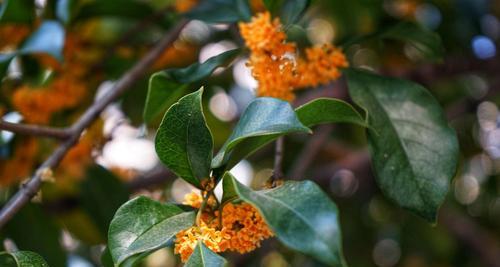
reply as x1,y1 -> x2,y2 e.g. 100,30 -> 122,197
271,136 -> 285,183
0,19 -> 189,230
196,191 -> 211,226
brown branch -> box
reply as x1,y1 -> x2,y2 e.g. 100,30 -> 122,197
0,120 -> 72,140
289,124 -> 333,179
127,166 -> 174,191
271,137 -> 285,181
0,19 -> 189,229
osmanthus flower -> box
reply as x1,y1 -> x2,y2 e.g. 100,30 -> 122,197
0,24 -> 30,50
0,138 -> 39,186
239,11 -> 349,101
174,191 -> 274,262
12,75 -> 87,124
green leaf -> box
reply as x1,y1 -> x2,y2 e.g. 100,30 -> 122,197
295,98 -> 368,128
144,49 -> 239,123
186,0 -> 251,23
222,173 -> 347,267
5,204 -> 66,267
155,88 -> 213,188
0,251 -> 49,267
212,97 -> 311,169
108,196 -> 195,267
280,0 -> 309,26
263,0 -> 309,25
0,0 -> 35,24
185,241 -> 228,267
79,165 -> 129,239
100,247 -> 114,267
346,69 -> 459,222
73,0 -> 155,22
381,22 -> 444,62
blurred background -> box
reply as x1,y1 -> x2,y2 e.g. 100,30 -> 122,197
0,0 -> 499,266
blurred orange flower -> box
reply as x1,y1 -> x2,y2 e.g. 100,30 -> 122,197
239,12 -> 348,101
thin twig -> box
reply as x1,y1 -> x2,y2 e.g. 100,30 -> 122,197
271,136 -> 285,182
289,125 -> 333,179
0,19 -> 189,229
0,120 -> 72,140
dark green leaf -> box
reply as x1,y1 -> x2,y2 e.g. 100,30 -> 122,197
187,0 -> 251,23
108,196 -> 195,267
100,247 -> 114,267
280,0 -> 309,25
185,241 -> 228,267
79,165 -> 129,239
144,49 -> 239,123
5,204 -> 66,267
0,0 -> 35,24
73,0 -> 155,22
262,0 -> 309,25
295,98 -> 368,128
346,69 -> 459,222
381,22 -> 444,62
155,88 -> 213,187
0,251 -> 49,267
212,97 -> 310,169
222,173 -> 347,267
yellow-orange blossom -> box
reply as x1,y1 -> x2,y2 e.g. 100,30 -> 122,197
239,12 -> 349,101
174,191 -> 274,262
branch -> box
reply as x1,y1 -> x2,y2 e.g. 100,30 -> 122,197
271,137 -> 284,181
0,19 -> 189,229
289,124 -> 333,179
0,120 -> 72,140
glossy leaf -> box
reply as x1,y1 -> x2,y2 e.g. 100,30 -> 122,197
108,196 -> 195,267
295,98 -> 368,128
346,69 -> 459,222
381,22 -> 444,62
222,173 -> 347,266
79,165 -> 129,239
187,0 -> 251,23
0,251 -> 49,267
212,97 -> 311,169
144,49 -> 239,123
281,0 -> 309,25
263,0 -> 309,25
0,0 -> 34,23
155,88 -> 213,187
185,241 -> 228,267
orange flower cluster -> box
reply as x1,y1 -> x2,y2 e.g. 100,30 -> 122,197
151,41 -> 198,70
12,75 -> 87,124
0,138 -> 39,186
0,24 -> 30,50
174,191 -> 274,262
239,12 -> 348,101
174,0 -> 198,13
38,33 -> 102,78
